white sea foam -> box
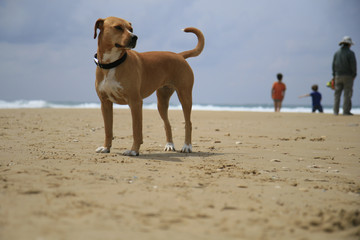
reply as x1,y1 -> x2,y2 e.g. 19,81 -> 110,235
1,99 -> 359,114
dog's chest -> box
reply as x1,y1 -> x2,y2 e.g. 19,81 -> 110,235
98,69 -> 127,104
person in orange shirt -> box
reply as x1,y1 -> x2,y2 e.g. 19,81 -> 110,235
271,73 -> 286,112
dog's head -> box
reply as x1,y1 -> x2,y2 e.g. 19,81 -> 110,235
94,17 -> 137,50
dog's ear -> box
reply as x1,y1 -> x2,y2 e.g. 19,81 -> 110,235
94,18 -> 104,39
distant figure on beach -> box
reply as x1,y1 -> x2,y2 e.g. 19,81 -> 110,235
271,73 -> 286,112
299,84 -> 323,113
332,36 -> 357,116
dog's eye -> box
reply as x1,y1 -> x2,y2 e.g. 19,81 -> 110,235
115,26 -> 123,31
129,28 -> 133,33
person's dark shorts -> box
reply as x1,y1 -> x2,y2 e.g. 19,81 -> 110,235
312,105 -> 323,113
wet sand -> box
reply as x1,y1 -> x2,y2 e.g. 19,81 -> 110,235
0,109 -> 359,240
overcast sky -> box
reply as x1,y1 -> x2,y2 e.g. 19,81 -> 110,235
0,0 -> 359,106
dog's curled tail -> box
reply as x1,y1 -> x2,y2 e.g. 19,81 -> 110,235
179,27 -> 205,59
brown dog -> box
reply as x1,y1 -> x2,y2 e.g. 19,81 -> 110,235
93,17 -> 204,156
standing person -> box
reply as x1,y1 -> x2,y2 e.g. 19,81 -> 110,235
332,36 -> 357,115
271,73 -> 286,112
299,84 -> 323,113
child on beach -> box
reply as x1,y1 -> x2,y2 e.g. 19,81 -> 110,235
271,73 -> 286,112
299,84 -> 323,113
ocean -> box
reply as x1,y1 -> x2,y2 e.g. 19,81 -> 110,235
1,99 -> 359,114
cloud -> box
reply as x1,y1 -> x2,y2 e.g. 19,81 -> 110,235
0,0 -> 359,106
0,1 -> 82,44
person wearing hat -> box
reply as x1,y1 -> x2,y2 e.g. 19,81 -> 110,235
332,36 -> 357,115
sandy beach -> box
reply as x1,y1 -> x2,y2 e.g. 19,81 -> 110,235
0,109 -> 359,240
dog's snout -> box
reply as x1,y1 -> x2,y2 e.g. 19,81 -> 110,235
131,34 -> 138,44
129,34 -> 138,48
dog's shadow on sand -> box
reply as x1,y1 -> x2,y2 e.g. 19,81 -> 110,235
134,151 -> 223,163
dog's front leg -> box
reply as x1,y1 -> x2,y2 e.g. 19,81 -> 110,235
96,100 -> 113,153
123,100 -> 143,156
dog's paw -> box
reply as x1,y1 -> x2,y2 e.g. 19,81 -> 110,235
164,142 -> 176,151
123,150 -> 139,156
180,144 -> 192,153
96,146 -> 110,153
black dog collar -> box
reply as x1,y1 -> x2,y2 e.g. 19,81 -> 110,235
94,52 -> 127,69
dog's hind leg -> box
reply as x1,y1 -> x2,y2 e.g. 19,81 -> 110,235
176,88 -> 193,153
157,86 -> 176,151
